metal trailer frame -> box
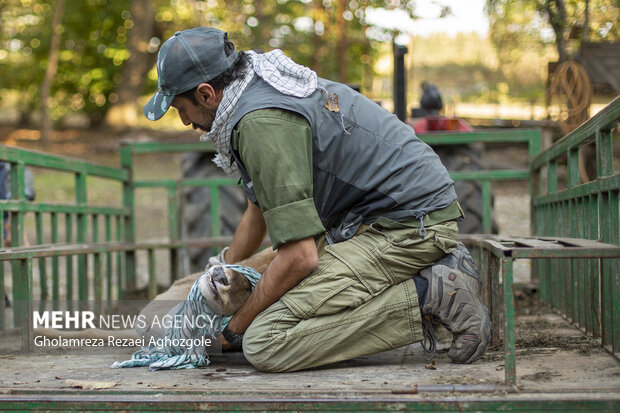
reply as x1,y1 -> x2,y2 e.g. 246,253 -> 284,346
0,98 -> 619,410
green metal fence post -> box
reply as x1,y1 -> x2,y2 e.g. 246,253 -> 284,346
168,183 -> 179,283
210,184 -> 221,238
65,213 -> 74,307
120,144 -> 136,292
502,257 -> 516,385
105,214 -> 112,303
148,248 -> 157,300
481,180 -> 492,234
94,252 -> 102,314
35,212 -> 47,301
50,212 -> 59,309
12,258 -> 32,349
115,215 -> 123,299
76,172 -> 88,303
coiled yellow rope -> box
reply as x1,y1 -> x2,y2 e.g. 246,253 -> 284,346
549,60 -> 593,134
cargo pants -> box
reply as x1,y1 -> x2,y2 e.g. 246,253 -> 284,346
243,217 -> 460,372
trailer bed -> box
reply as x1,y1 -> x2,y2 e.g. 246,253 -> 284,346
1,294 -> 618,411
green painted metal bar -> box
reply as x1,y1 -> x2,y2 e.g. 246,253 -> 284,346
610,189 -> 620,355
481,180 -> 492,234
533,174 -> 620,205
11,258 -> 32,348
1,394 -> 620,412
115,215 -> 123,299
528,131 -> 542,161
21,258 -> 33,351
0,201 -> 128,216
181,177 -> 239,187
65,213 -> 73,304
418,128 -> 540,145
490,252 -> 500,346
575,199 -> 584,328
502,257 -> 516,385
35,212 -> 47,301
568,199 -> 577,321
600,192 -> 612,349
105,214 -> 112,303
94,252 -> 102,314
76,172 -> 88,303
0,144 -> 128,181
588,194 -> 600,338
92,214 -> 99,243
120,145 -> 136,292
168,185 -> 180,283
449,170 -> 529,181
50,212 -> 59,309
568,148 -> 580,188
0,237 -> 234,261
566,200 -> 576,323
134,177 -> 238,188
532,95 -> 620,170
596,129 -> 614,178
210,184 -> 221,238
123,140 -> 216,154
148,248 -> 157,300
9,161 -> 25,247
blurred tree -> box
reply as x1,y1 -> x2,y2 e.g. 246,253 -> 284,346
0,0 -> 423,128
487,0 -> 619,64
1,0 -> 135,126
104,0 -> 156,127
39,0 -> 65,146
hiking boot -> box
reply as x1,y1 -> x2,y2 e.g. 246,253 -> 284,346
419,243 -> 491,364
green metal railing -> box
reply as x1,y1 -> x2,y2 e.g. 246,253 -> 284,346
531,95 -> 620,356
418,129 -> 542,233
0,142 -> 240,339
0,145 -> 129,332
119,141 -> 238,285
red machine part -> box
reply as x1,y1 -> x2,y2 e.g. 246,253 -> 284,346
409,116 -> 474,134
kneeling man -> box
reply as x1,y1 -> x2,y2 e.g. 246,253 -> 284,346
143,27 -> 491,372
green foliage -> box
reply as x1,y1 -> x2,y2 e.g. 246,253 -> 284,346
485,0 -> 619,101
0,0 -> 424,126
487,0 -> 619,62
0,0 -> 135,124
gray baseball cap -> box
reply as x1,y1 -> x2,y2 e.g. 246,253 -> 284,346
144,27 -> 238,121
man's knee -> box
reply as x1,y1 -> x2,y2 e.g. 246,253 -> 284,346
242,320 -> 281,372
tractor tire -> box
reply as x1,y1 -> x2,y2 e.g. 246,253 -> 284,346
181,152 -> 246,273
432,144 -> 498,234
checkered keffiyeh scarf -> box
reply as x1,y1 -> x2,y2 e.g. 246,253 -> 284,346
110,265 -> 262,371
200,50 -> 318,176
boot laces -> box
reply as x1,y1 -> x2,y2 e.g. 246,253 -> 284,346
421,314 -> 439,361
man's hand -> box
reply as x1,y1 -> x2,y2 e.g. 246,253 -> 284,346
205,247 -> 228,270
226,236 -> 318,336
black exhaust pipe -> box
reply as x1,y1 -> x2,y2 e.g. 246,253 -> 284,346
393,44 -> 408,122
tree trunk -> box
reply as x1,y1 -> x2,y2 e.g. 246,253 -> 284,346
104,0 -> 156,128
311,0 -> 323,73
583,0 -> 590,41
39,0 -> 65,147
544,0 -> 569,62
336,0 -> 348,83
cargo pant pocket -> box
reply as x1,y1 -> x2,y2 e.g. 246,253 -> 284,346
280,251 -> 373,320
